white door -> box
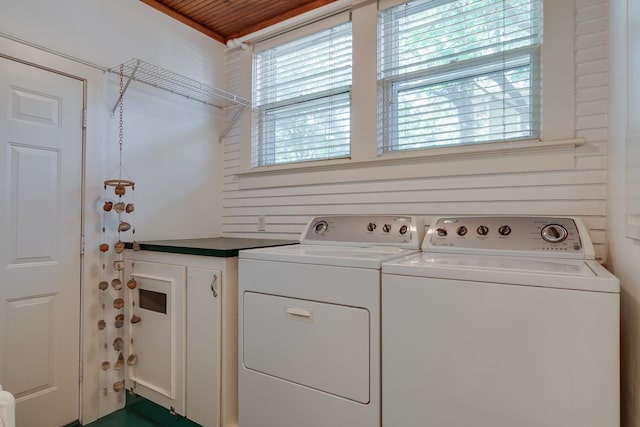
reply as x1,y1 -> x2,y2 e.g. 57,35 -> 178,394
0,56 -> 83,427
186,267 -> 220,427
124,260 -> 186,415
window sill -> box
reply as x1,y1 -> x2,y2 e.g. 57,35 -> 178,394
236,138 -> 584,190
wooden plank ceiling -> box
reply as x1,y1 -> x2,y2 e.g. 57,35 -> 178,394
140,0 -> 338,44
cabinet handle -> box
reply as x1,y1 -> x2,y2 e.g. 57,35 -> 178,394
210,274 -> 218,298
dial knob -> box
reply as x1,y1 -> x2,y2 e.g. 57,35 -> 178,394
436,228 -> 448,237
313,220 -> 328,234
541,224 -> 568,243
476,225 -> 489,236
383,224 -> 391,233
457,226 -> 468,236
498,225 -> 512,236
399,225 -> 408,235
367,222 -> 377,232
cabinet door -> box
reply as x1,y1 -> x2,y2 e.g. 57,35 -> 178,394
186,267 -> 221,427
124,260 -> 186,414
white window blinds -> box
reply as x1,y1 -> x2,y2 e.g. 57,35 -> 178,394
378,0 -> 541,153
253,20 -> 353,167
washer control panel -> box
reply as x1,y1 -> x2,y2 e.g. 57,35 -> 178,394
426,216 -> 589,258
301,215 -> 424,248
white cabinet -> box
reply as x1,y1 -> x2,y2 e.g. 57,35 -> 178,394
123,260 -> 186,414
124,250 -> 238,427
186,267 -> 221,426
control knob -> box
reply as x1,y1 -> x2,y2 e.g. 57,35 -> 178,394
383,224 -> 392,233
367,222 -> 377,232
436,228 -> 448,237
498,225 -> 512,236
476,225 -> 489,236
541,224 -> 568,243
457,226 -> 468,236
399,225 -> 408,235
313,220 -> 328,234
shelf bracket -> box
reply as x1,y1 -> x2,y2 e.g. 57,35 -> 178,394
107,58 -> 251,141
110,60 -> 141,118
219,104 -> 248,143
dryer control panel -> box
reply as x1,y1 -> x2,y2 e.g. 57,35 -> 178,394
425,216 -> 594,259
301,215 -> 424,249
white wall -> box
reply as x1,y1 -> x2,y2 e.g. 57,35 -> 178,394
223,0 -> 611,262
1,0 -> 226,423
2,0 -> 226,241
609,1 -> 640,426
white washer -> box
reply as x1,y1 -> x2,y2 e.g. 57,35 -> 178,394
238,215 -> 424,427
381,216 -> 620,427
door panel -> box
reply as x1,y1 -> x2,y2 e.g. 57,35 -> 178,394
0,57 -> 83,427
186,267 -> 221,427
124,260 -> 186,415
9,144 -> 59,264
6,295 -> 56,394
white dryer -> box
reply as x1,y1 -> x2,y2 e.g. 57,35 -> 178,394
238,215 -> 424,427
381,216 -> 619,427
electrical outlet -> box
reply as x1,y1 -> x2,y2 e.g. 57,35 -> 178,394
257,216 -> 266,231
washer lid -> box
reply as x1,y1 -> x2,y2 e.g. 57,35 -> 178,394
382,253 -> 619,293
240,244 -> 417,269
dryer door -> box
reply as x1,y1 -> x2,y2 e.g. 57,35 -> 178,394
243,292 -> 370,403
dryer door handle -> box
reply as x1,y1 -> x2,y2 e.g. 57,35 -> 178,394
286,306 -> 313,319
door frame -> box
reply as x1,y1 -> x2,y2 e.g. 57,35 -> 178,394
0,50 -> 87,425
0,33 -> 107,425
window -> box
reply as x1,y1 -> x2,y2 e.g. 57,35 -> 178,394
252,20 -> 352,167
378,0 -> 541,153
238,0 -> 575,184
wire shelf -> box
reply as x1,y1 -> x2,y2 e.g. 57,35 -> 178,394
108,58 -> 250,109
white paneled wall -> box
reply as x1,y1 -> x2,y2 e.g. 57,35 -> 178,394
223,0 -> 609,261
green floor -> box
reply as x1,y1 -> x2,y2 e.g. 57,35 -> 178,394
82,393 -> 200,427
83,407 -> 160,427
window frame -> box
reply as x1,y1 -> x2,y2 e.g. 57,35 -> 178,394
377,0 -> 542,154
251,13 -> 353,167
235,0 -> 578,188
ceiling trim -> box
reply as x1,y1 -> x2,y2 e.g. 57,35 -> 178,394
226,0 -> 338,41
140,0 -> 227,43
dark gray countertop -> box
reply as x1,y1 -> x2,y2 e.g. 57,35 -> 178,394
125,237 -> 298,258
